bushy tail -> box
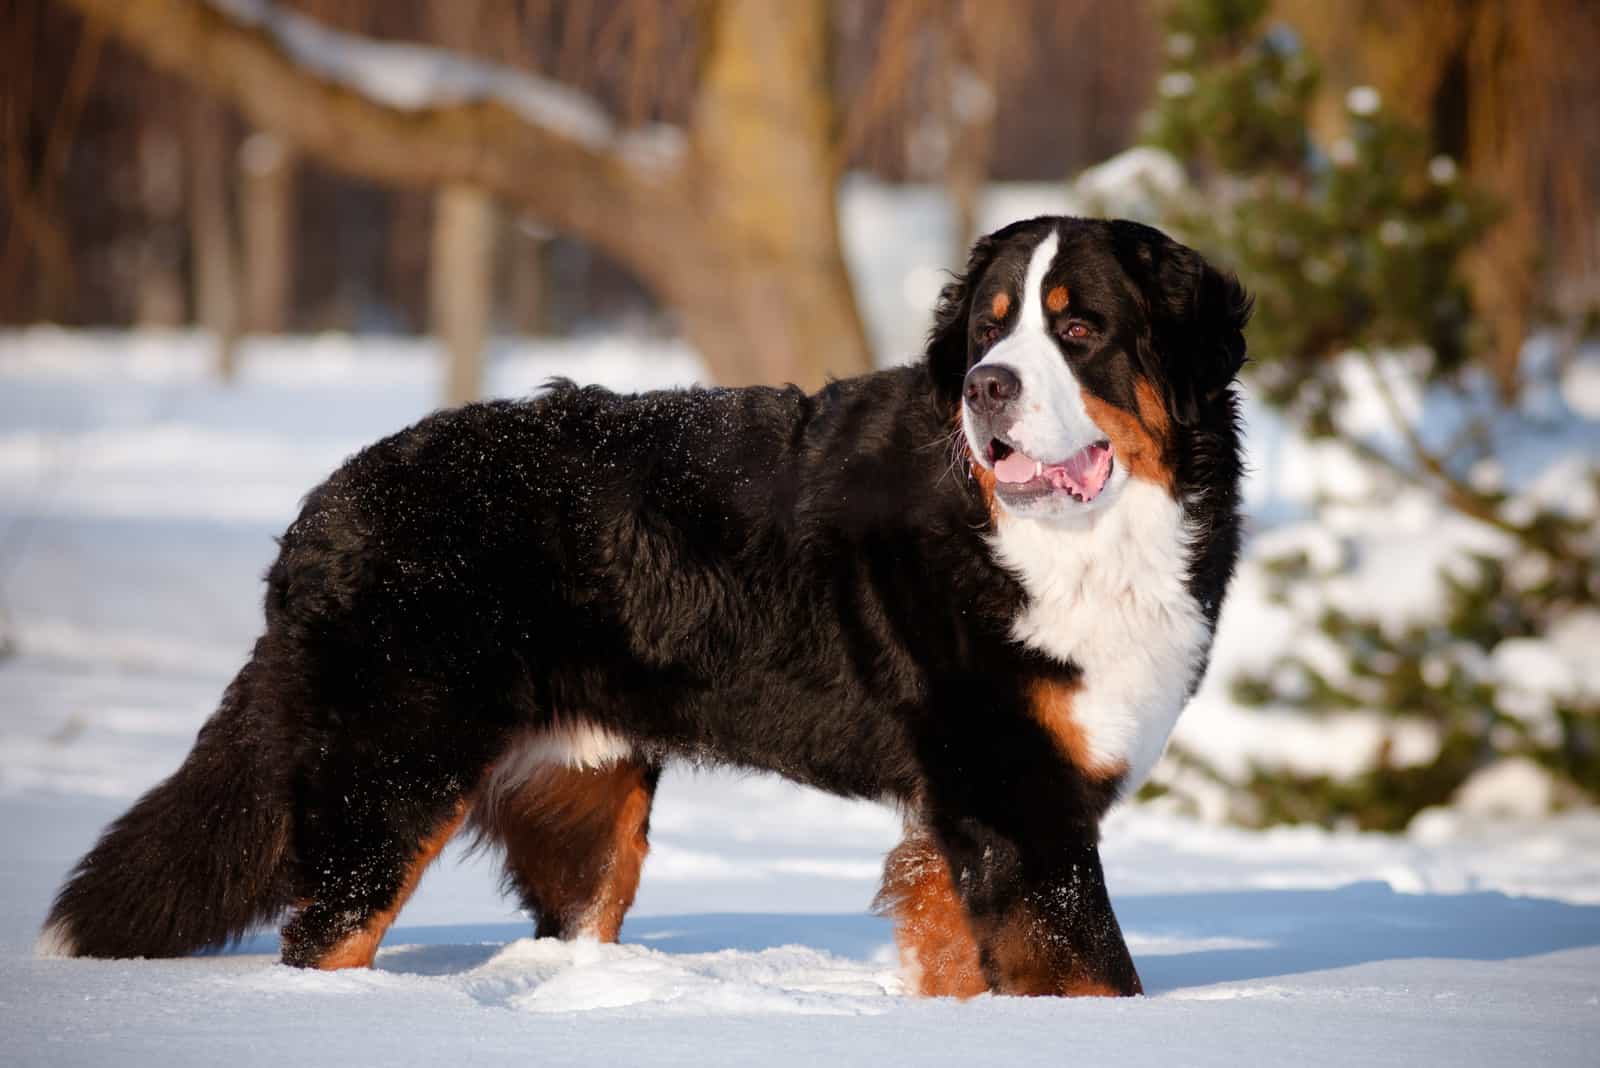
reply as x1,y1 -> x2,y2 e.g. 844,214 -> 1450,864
39,659 -> 295,959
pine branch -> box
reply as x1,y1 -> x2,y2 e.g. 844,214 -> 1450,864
1353,349 -> 1573,559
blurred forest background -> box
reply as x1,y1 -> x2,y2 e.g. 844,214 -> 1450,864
3,0 -> 1599,831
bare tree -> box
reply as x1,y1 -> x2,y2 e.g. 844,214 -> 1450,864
1286,0 -> 1600,396
239,132 -> 295,333
425,2 -> 495,405
431,184 -> 493,406
58,0 -> 872,390
134,121 -> 187,326
186,91 -> 240,379
1,2 -> 102,322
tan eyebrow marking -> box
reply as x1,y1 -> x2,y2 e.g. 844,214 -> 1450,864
1046,285 -> 1070,313
991,292 -> 1011,319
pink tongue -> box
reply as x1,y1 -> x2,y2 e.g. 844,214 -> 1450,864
993,442 -> 1114,499
1047,443 -> 1113,500
994,449 -> 1039,484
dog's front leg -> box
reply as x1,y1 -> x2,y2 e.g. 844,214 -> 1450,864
927,813 -> 1141,997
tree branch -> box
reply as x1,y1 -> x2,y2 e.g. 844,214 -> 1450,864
1353,349 -> 1573,558
57,0 -> 692,266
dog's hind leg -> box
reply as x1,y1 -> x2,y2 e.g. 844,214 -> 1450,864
277,725 -> 486,971
472,760 -> 661,941
279,792 -> 469,969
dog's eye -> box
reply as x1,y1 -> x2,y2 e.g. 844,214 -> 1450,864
978,324 -> 1001,346
1057,321 -> 1091,341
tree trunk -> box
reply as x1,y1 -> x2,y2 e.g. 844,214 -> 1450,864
503,217 -> 549,336
133,122 -> 186,326
677,0 -> 872,388
431,183 -> 493,407
944,17 -> 1000,265
239,131 -> 295,334
59,0 -> 874,390
187,93 -> 240,379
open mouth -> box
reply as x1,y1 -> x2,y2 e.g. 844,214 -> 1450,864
986,437 -> 1115,503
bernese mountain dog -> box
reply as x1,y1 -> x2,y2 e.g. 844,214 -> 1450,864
40,216 -> 1250,998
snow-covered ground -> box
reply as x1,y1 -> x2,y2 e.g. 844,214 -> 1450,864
2,330 -> 1598,1065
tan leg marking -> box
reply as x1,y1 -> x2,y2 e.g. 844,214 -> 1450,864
475,761 -> 655,941
314,802 -> 467,970
988,908 -> 1141,996
875,833 -> 986,998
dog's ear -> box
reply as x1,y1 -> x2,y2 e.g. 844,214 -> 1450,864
1117,222 -> 1252,426
925,233 -> 999,404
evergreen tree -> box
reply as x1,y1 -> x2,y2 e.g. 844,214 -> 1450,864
1130,0 -> 1598,830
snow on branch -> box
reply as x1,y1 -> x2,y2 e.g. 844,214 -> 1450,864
58,0 -> 688,255
205,0 -> 684,173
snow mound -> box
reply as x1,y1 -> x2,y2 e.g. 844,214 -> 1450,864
214,937 -> 903,1017
460,938 -> 901,1016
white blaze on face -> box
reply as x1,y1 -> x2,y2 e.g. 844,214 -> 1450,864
962,229 -> 1128,523
976,233 -> 1103,464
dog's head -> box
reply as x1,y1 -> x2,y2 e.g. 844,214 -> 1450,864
928,217 -> 1251,522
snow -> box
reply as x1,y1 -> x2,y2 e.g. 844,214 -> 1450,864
1074,147 -> 1190,220
2,330 -> 1598,1062
1565,357 -> 1600,418
1451,758 -> 1562,819
1346,85 -> 1383,116
205,0 -> 685,174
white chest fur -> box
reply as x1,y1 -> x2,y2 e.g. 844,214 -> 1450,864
989,480 -> 1210,797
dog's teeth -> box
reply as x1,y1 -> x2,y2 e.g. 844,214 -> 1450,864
1034,460 -> 1042,478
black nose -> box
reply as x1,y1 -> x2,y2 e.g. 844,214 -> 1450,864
964,364 -> 1022,414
